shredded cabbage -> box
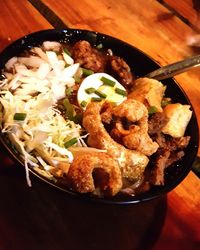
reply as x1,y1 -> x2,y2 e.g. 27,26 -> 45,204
0,41 -> 85,186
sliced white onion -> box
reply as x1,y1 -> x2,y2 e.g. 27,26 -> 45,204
18,56 -> 45,68
15,63 -> 35,77
5,57 -> 18,70
43,41 -> 61,51
7,73 -> 22,90
33,47 -> 48,61
62,52 -> 74,65
61,63 -> 80,80
46,51 -> 61,77
36,62 -> 51,79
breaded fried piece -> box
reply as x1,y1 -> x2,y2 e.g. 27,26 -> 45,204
162,103 -> 192,138
83,102 -> 149,180
100,99 -> 159,156
72,40 -> 106,72
68,152 -> 122,197
112,99 -> 159,156
110,56 -> 134,88
128,77 -> 166,112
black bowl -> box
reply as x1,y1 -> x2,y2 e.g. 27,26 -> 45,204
0,29 -> 199,204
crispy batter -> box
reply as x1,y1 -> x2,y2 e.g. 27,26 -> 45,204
128,77 -> 166,112
112,98 -> 148,124
122,132 -> 158,156
67,152 -> 122,196
72,40 -> 106,72
83,102 -> 149,180
100,101 -> 114,124
114,99 -> 158,156
102,99 -> 159,156
110,56 -> 134,88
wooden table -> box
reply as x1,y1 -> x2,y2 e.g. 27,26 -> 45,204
0,1 -> 199,249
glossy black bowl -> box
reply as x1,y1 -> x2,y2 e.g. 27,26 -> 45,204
0,29 -> 199,204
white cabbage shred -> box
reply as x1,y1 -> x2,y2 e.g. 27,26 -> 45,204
0,41 -> 85,186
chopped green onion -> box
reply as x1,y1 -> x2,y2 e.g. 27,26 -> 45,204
115,88 -> 127,96
81,68 -> 94,76
85,87 -> 96,94
161,99 -> 171,107
100,76 -> 116,87
74,76 -> 81,84
95,90 -> 107,99
63,47 -> 72,56
148,106 -> 158,115
63,98 -> 74,120
13,113 -> 27,121
91,97 -> 102,102
96,43 -> 103,49
64,137 -> 78,148
80,100 -> 87,107
65,87 -> 73,96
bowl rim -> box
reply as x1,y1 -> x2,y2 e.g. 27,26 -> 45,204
0,28 -> 199,204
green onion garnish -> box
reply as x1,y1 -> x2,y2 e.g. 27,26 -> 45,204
161,99 -> 171,107
74,76 -> 81,84
115,88 -> 127,96
85,87 -> 96,94
95,90 -> 107,99
13,113 -> 27,121
96,43 -> 103,49
82,68 -> 94,76
148,106 -> 158,115
91,97 -> 102,102
63,98 -> 74,120
80,100 -> 87,107
64,137 -> 78,148
100,76 -> 116,87
63,47 -> 72,56
65,87 -> 73,96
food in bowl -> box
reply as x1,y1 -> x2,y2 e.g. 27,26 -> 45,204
0,37 -> 193,198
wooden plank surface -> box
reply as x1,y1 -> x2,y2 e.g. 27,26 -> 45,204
0,1 -> 199,249
41,0 -> 200,155
0,148 -> 199,250
154,170 -> 200,249
162,0 -> 200,31
29,0 -> 200,248
0,0 -> 52,52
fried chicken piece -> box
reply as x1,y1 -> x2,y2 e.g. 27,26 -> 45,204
68,152 -> 122,197
102,99 -> 159,156
122,132 -> 159,156
110,56 -> 134,88
72,40 -> 106,72
100,101 -> 114,124
83,102 -> 149,180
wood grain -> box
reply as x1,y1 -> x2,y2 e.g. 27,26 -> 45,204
0,0 -> 52,52
162,0 -> 200,31
0,1 -> 199,249
153,171 -> 200,249
41,0 -> 200,155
